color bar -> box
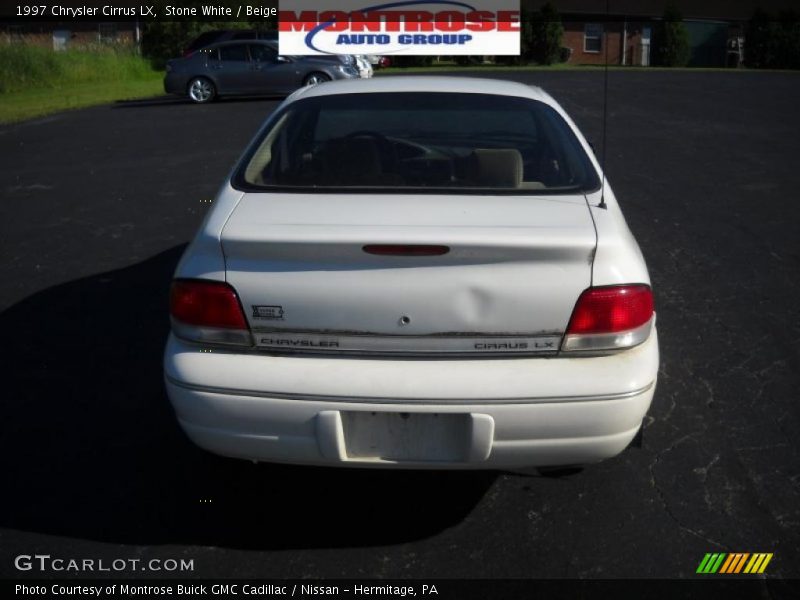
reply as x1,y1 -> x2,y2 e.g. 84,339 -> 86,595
758,553 -> 773,574
744,554 -> 761,574
696,553 -> 714,574
733,553 -> 750,573
719,554 -> 736,574
710,553 -> 726,573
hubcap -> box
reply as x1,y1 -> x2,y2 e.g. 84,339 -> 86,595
190,80 -> 212,102
305,75 -> 328,86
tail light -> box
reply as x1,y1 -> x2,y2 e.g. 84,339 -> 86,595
562,285 -> 654,352
169,279 -> 252,346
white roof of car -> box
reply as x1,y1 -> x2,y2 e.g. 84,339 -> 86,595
290,76 -> 553,105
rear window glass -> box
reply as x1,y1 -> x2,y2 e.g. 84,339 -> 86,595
236,92 -> 599,193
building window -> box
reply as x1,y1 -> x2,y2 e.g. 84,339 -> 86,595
584,23 -> 603,53
53,29 -> 70,51
98,23 -> 117,43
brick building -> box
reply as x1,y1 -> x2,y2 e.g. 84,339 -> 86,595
530,0 -> 797,66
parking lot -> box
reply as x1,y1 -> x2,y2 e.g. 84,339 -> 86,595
1,70 -> 799,581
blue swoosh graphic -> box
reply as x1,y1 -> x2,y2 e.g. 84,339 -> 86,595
303,0 -> 479,54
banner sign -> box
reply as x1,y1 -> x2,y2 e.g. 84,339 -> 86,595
278,0 -> 520,56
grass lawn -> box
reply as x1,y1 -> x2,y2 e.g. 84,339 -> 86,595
0,75 -> 165,124
0,44 -> 167,124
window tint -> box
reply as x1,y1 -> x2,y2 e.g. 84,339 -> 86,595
238,93 -> 599,193
314,108 -> 538,143
219,44 -> 249,62
249,43 -> 277,62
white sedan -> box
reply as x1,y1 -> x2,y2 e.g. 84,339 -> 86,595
164,77 -> 658,471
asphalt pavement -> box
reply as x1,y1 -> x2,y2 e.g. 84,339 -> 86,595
1,70 -> 799,585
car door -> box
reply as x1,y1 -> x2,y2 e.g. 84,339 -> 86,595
248,43 -> 301,94
208,43 -> 252,94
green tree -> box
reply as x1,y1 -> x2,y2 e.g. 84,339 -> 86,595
655,2 -> 690,67
390,55 -> 434,68
745,9 -> 800,69
527,2 -> 564,65
773,10 -> 800,69
141,1 -> 275,68
745,8 -> 775,68
496,3 -> 563,66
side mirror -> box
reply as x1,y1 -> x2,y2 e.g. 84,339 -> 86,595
276,55 -> 290,63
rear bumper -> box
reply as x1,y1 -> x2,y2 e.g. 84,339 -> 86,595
164,73 -> 190,96
164,330 -> 658,469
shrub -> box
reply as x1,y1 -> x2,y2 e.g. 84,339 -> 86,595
0,43 -> 156,94
390,55 -> 434,68
141,21 -> 259,68
745,8 -> 774,68
773,11 -> 800,69
454,55 -> 483,66
140,1 -> 277,67
744,9 -> 800,69
525,2 -> 564,65
655,2 -> 691,67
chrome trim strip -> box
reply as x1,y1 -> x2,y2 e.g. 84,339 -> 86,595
253,331 -> 563,355
165,375 -> 655,406
252,331 -> 562,356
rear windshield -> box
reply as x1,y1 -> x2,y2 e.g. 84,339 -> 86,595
235,92 -> 599,194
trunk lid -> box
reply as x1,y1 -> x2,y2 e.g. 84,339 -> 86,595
221,193 -> 596,355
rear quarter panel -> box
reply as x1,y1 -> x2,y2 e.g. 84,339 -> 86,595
585,188 -> 651,287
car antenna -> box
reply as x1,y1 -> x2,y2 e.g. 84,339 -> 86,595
598,0 -> 609,210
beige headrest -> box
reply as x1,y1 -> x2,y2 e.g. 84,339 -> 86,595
473,149 -> 523,188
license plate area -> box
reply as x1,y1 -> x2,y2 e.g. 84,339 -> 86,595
341,411 -> 471,462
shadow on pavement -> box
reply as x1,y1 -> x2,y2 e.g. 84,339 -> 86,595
113,95 -> 190,108
0,246 -> 495,549
113,95 -> 288,109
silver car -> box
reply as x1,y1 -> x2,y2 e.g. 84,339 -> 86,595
164,41 -> 360,103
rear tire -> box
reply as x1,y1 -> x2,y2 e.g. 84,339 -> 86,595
188,77 -> 216,103
303,72 -> 331,86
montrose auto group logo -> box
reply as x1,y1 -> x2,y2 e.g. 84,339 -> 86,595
278,0 -> 520,56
